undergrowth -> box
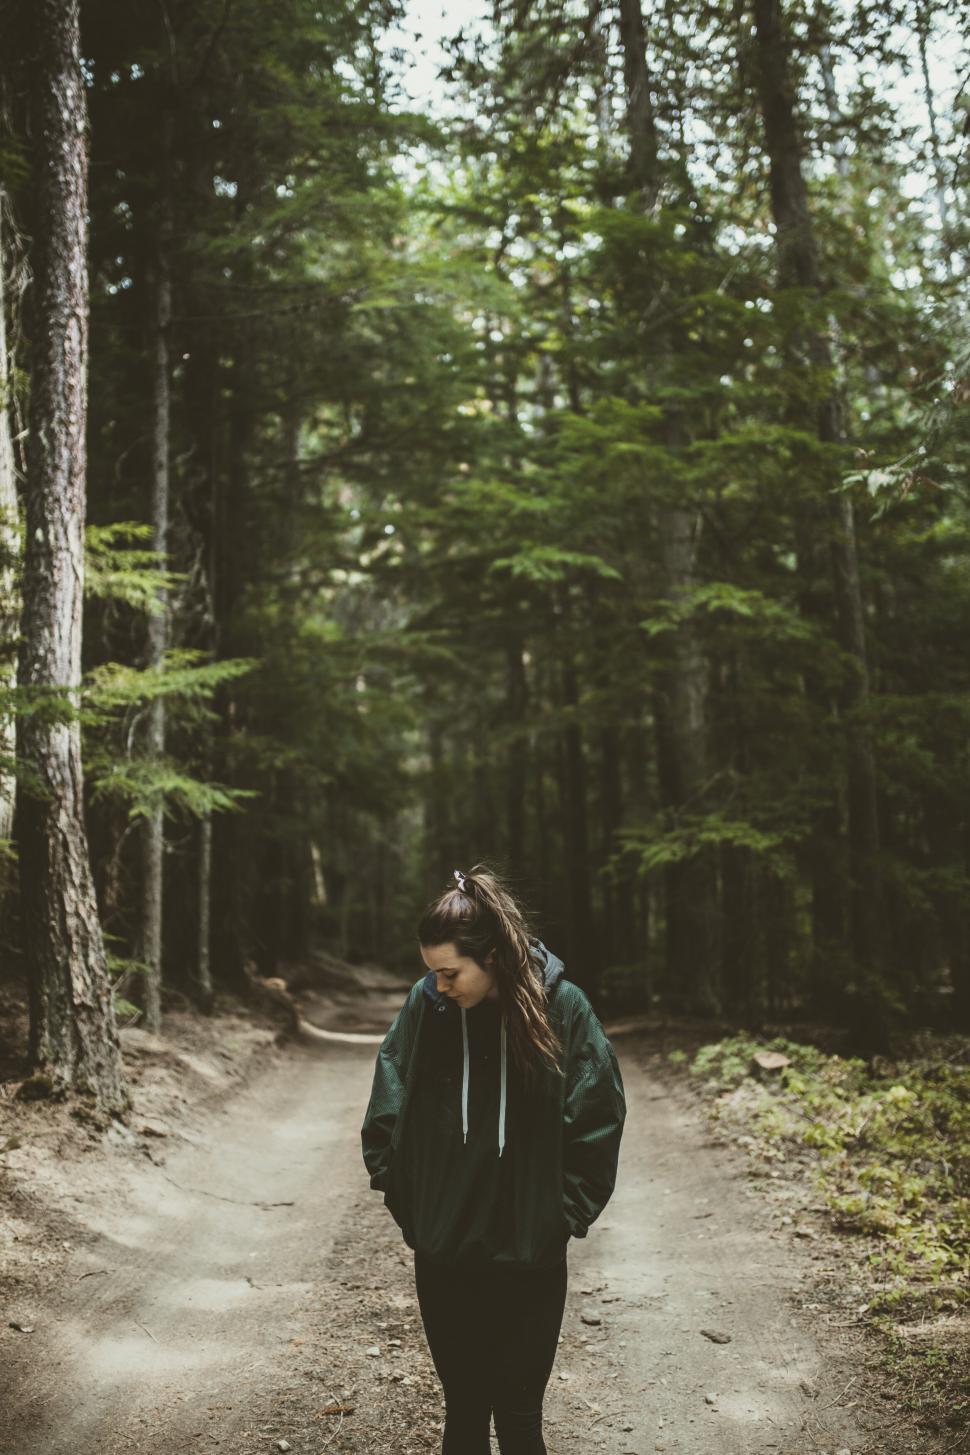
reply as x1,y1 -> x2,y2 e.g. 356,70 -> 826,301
682,1031 -> 969,1443
687,1033 -> 969,1283
683,1035 -> 970,1443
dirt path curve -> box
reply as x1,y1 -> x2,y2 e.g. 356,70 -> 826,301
2,1011 -> 873,1455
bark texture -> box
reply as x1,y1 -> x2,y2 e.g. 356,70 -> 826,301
0,193 -> 20,850
17,0 -> 126,1109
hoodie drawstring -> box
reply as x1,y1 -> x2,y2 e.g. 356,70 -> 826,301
498,1012 -> 507,1157
460,1007 -> 470,1143
458,1005 -> 508,1155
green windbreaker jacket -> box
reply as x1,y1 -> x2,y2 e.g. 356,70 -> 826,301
360,940 -> 626,1269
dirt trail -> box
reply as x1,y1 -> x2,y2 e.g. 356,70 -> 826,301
1,997 -> 883,1455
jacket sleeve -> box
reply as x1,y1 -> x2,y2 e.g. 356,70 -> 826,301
360,984 -> 420,1193
561,991 -> 627,1239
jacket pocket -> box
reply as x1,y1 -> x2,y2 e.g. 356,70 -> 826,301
383,1156 -> 399,1213
384,1186 -> 404,1230
384,1158 -> 412,1240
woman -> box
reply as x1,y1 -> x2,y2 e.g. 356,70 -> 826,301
360,864 -> 627,1455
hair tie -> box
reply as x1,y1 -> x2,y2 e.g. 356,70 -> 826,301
453,868 -> 467,892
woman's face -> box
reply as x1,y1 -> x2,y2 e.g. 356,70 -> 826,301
420,941 -> 498,1009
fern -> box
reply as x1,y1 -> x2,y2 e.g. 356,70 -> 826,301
88,755 -> 258,821
614,813 -> 797,877
85,521 -> 184,612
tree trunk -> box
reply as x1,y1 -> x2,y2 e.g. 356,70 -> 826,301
531,650 -> 552,916
424,709 -> 449,894
505,634 -> 528,885
618,0 -> 658,205
752,0 -> 884,1034
472,716 -> 493,861
616,0 -> 719,1013
599,723 -> 621,969
180,100 -> 221,1002
209,357 -> 254,993
720,654 -> 765,1020
656,506 -> 719,1012
557,590 -> 596,992
0,191 -> 20,853
139,110 -> 174,1034
197,811 -> 214,1011
915,0 -> 954,276
17,0 -> 126,1111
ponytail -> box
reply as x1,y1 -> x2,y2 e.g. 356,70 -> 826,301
417,863 -> 563,1083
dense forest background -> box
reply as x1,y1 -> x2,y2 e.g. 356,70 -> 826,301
0,0 -> 967,1101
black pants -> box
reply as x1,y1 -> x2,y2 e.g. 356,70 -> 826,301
413,1249 -> 568,1455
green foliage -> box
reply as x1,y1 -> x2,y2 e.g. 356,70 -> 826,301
843,311 -> 970,517
640,583 -> 812,642
85,523 -> 183,612
88,756 -> 256,822
691,1034 -> 970,1284
616,815 -> 796,877
83,651 -> 257,719
79,648 -> 258,820
489,546 -> 623,584
0,682 -> 81,729
105,946 -> 150,1023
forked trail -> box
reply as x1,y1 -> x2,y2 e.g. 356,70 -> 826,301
2,997 -> 876,1455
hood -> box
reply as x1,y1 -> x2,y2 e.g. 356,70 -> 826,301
420,938 -> 564,1158
420,937 -> 563,1011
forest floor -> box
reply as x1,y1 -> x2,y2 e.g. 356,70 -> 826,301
0,965 -> 952,1455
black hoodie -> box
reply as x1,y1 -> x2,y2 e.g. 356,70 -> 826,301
361,940 -> 627,1269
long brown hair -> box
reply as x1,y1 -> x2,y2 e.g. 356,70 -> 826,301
417,863 -> 563,1083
